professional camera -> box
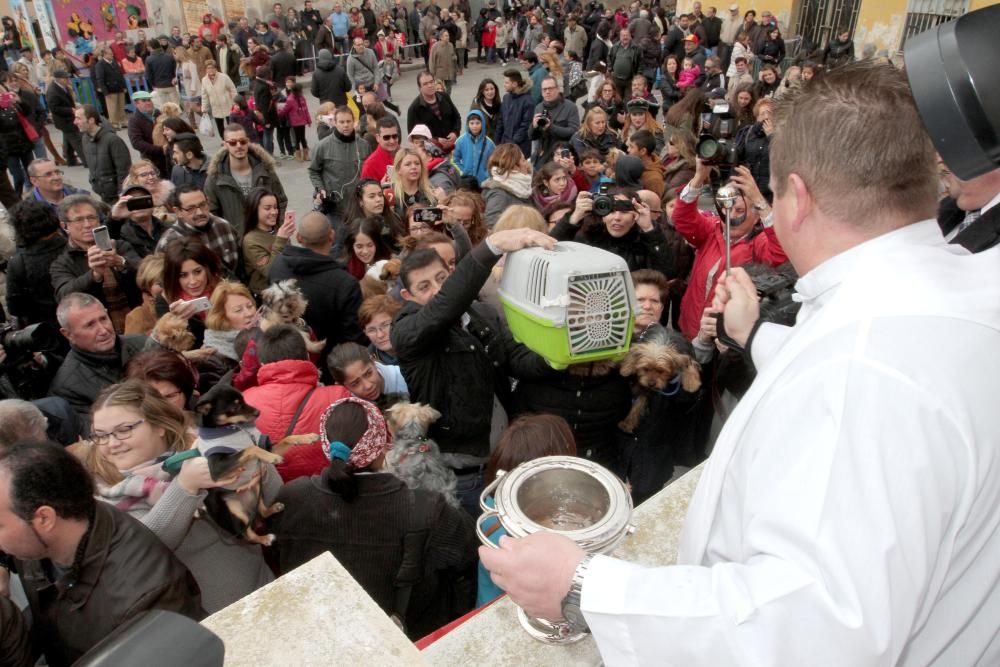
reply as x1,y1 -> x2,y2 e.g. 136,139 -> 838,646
0,321 -> 60,367
537,108 -> 550,128
0,321 -> 60,400
592,184 -> 637,217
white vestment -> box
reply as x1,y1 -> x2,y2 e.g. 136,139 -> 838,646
582,221 -> 1000,666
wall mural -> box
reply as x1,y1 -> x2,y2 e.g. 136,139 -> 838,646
50,0 -> 150,56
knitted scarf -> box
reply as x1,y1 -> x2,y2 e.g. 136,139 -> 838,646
488,168 -> 533,199
95,456 -> 172,514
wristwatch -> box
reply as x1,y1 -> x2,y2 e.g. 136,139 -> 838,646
560,553 -> 596,634
753,199 -> 769,211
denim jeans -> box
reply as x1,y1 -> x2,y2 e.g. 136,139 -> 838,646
486,47 -> 496,63
455,468 -> 486,518
260,126 -> 275,154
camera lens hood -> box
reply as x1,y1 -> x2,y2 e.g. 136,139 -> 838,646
904,4 -> 1000,180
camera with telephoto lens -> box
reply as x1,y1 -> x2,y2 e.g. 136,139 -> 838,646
537,108 -> 550,128
0,322 -> 60,366
592,184 -> 637,217
696,102 -> 739,182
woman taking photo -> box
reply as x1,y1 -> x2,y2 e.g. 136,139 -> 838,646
156,238 -> 223,346
664,88 -> 706,138
570,107 -> 619,161
388,147 -> 437,219
359,294 -> 401,365
343,217 -> 395,281
327,342 -> 408,409
242,188 -> 297,294
443,190 -> 488,246
341,178 -> 407,247
470,78 -> 500,140
201,60 -> 238,137
86,380 -> 276,613
481,144 -> 534,228
532,162 -> 578,211
584,79 -> 625,131
270,397 -> 476,638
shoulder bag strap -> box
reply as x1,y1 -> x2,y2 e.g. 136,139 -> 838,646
284,386 -> 318,438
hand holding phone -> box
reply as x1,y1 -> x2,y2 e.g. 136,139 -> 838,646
277,209 -> 297,239
182,296 -> 212,313
92,225 -> 113,251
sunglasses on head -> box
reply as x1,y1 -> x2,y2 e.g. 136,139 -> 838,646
225,139 -> 250,146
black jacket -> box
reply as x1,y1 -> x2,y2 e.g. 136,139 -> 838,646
406,92 -> 462,139
702,16 -> 723,47
5,234 -> 67,326
118,216 -> 166,258
11,501 -> 203,667
513,366 -> 631,469
127,111 -> 168,177
270,49 -> 296,84
81,124 -> 133,202
93,58 -> 127,94
529,97 -> 581,167
50,240 -> 143,307
390,243 -> 552,457
253,78 -> 278,125
144,51 -> 176,88
550,219 -> 678,277
938,197 -> 1000,254
45,81 -> 77,132
736,122 -> 771,200
269,245 -> 364,352
310,52 -> 352,106
49,335 -> 147,423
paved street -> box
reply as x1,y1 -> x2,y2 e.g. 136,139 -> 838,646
50,59 -> 512,215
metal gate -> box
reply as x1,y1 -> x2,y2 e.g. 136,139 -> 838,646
899,0 -> 968,51
793,0 -> 861,50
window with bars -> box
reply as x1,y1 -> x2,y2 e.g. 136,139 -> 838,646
899,0 -> 968,50
793,0 -> 862,51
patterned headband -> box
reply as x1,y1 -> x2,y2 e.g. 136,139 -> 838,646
319,397 -> 390,470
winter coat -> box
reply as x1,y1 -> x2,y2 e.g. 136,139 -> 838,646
271,470 -> 478,639
80,125 -> 132,202
268,245 -> 364,352
200,73 -> 238,120
307,128 -> 372,203
455,18 -> 469,49
391,243 -> 552,457
429,40 -> 457,82
608,41 -> 640,82
242,228 -> 288,295
528,62 -> 546,106
758,37 -> 786,65
5,234 -> 67,326
346,48 -> 380,89
452,110 -> 495,185
253,78 -> 278,126
203,143 -> 287,239
127,111 -> 168,177
93,57 -> 126,94
50,240 -> 143,308
270,48 -> 296,84
586,38 -> 610,72
513,366 -> 631,469
529,96 -> 581,166
482,177 -> 533,227
12,501 -> 202,667
495,80 -> 534,158
49,335 -> 147,423
406,92 -> 462,139
552,214 -> 678,275
736,122 -> 772,199
823,37 -> 855,69
118,217 -> 167,259
45,80 -> 77,132
469,99 -> 500,141
310,49 -> 352,106
672,194 -> 788,339
244,359 -> 352,480
278,92 -> 311,127
563,25 -> 587,59
570,129 -> 620,161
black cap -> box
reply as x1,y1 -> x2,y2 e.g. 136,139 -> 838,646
625,98 -> 651,113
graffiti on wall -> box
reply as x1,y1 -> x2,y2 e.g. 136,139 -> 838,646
50,0 -> 151,56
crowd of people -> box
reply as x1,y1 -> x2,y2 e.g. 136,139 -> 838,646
0,0 -> 997,663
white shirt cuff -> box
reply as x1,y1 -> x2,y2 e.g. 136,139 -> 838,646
679,183 -> 701,204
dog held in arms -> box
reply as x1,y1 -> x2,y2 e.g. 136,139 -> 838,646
194,383 -> 316,545
618,326 -> 702,434
384,403 -> 459,507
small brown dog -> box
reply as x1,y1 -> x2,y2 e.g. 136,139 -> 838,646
259,280 -> 325,355
619,328 -> 702,434
150,313 -> 195,352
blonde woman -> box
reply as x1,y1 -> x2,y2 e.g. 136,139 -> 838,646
85,381 -> 276,613
389,147 -> 436,220
570,107 -> 619,160
479,204 -> 548,319
120,160 -> 176,223
204,280 -> 258,361
153,102 -> 183,148
540,52 -> 564,92
125,255 -> 165,335
201,60 -> 238,137
621,100 -> 665,155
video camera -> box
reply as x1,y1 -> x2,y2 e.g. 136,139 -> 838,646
696,102 -> 738,183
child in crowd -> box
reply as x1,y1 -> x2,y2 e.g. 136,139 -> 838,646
315,101 -> 336,142
452,110 -> 496,186
677,57 -> 702,91
229,94 -> 260,144
571,149 -> 612,194
278,82 -> 312,161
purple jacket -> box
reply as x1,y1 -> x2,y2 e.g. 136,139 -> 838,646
278,93 -> 312,127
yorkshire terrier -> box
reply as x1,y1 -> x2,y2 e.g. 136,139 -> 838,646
259,279 -> 326,354
618,327 -> 702,434
150,313 -> 195,353
384,403 -> 459,508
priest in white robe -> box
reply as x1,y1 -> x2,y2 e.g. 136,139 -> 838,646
480,61 -> 1000,666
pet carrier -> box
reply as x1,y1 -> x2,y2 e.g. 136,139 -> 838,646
498,242 -> 637,369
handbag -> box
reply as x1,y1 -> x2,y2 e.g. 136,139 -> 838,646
16,111 -> 38,143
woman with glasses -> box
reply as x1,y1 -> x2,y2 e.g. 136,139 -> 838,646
327,342 -> 408,410
358,294 -> 400,365
83,380 -> 275,613
122,160 -> 176,223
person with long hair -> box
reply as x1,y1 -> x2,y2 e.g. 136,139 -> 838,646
481,143 -> 534,228
343,217 -> 394,280
539,52 -> 564,93
622,99 -> 665,155
340,178 -> 407,249
758,26 -> 786,66
583,78 -> 626,131
658,54 -> 682,117
242,188 -> 297,294
443,190 -> 487,246
532,161 -> 578,211
754,64 -> 781,99
85,380 -> 276,613
124,349 -> 199,415
388,147 -> 437,219
470,78 -> 501,141
664,87 -> 706,138
270,397 -> 477,639
156,238 -> 223,346
662,129 -> 698,194
326,342 -> 408,408
277,81 -> 312,161
477,414 -> 577,605
728,82 -> 758,132
570,107 -> 620,161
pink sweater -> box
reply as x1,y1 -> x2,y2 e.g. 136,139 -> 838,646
677,65 -> 702,90
278,93 -> 312,127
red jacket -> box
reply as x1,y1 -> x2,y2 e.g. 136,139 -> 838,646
673,195 -> 788,340
360,145 -> 396,183
481,25 -> 497,48
243,359 -> 351,482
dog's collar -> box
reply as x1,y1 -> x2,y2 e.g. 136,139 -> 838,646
395,441 -> 432,465
652,375 -> 682,398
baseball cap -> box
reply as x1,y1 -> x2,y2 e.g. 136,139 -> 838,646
132,90 -> 153,100
408,124 -> 433,141
684,34 -> 699,44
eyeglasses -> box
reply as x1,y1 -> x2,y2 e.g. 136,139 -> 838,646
91,419 -> 145,446
225,139 -> 250,146
541,86 -> 558,92
37,169 -> 63,178
136,170 -> 158,179
180,201 -> 210,213
380,133 -> 400,141
364,322 -> 391,337
65,214 -> 100,224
